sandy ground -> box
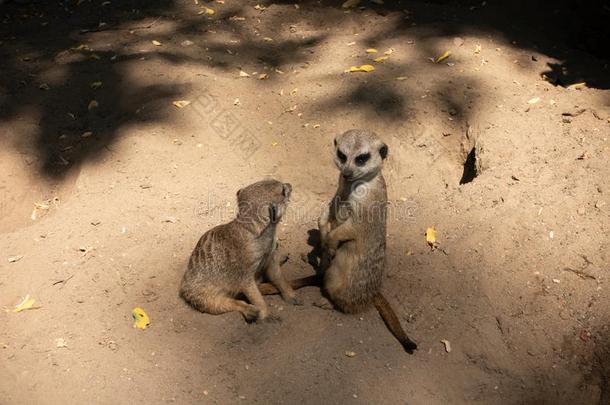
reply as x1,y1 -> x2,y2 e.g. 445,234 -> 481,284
1,1 -> 609,404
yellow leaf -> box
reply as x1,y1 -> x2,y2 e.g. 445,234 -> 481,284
567,82 -> 586,90
373,56 -> 388,63
434,50 -> 451,63
152,40 -> 162,46
426,227 -> 436,246
173,100 -> 191,108
342,0 -> 360,8
346,64 -> 375,73
198,7 -> 215,15
13,295 -> 36,312
366,48 -> 378,54
132,307 -> 150,329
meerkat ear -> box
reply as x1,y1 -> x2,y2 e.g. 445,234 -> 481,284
269,203 -> 279,224
379,143 -> 388,159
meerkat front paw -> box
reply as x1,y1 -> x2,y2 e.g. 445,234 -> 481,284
325,238 -> 339,251
286,295 -> 304,306
243,306 -> 261,323
257,313 -> 282,324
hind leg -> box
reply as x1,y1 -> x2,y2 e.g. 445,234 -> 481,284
185,289 -> 260,322
207,296 -> 260,322
264,249 -> 301,305
321,260 -> 352,312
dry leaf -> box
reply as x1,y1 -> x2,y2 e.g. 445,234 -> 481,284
441,339 -> 452,353
55,338 -> 68,348
39,83 -> 50,90
527,97 -> 540,104
152,40 -> 162,46
258,73 -> 268,80
373,56 -> 388,63
239,70 -> 250,78
384,48 -> 394,55
474,44 -> 481,54
90,81 -> 102,89
88,100 -> 98,110
198,7 -> 215,15
426,227 -> 436,247
567,82 -> 586,90
8,255 -> 23,263
344,351 -> 357,357
172,100 -> 191,108
453,37 -> 464,47
81,131 -> 93,138
434,50 -> 451,63
263,37 -> 273,42
132,307 -> 150,329
13,295 -> 37,313
346,64 -> 375,73
366,48 -> 378,54
396,76 -> 407,81
31,201 -> 50,220
342,0 -> 361,8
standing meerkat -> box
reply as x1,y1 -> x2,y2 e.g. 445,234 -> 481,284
180,179 -> 299,322
318,129 -> 417,352
262,130 -> 417,352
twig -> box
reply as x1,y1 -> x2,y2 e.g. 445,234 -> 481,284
52,274 -> 74,288
562,267 -> 596,280
80,17 -> 161,34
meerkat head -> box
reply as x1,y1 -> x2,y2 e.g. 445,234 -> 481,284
333,129 -> 388,181
236,179 -> 292,227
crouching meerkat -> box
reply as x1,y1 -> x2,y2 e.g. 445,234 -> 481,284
319,129 -> 417,352
180,179 -> 300,322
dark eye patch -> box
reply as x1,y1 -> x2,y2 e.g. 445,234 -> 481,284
336,150 -> 347,163
355,153 -> 370,166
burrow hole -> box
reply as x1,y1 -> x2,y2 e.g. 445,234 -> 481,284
459,146 -> 478,185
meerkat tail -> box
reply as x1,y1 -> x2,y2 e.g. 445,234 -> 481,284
373,294 -> 418,354
259,275 -> 320,295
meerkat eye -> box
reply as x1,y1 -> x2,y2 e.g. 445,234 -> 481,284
336,150 -> 347,163
355,153 -> 370,166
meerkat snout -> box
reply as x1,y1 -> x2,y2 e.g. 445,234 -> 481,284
333,130 -> 388,181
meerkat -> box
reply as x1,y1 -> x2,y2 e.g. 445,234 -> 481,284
261,130 -> 417,352
180,179 -> 300,322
